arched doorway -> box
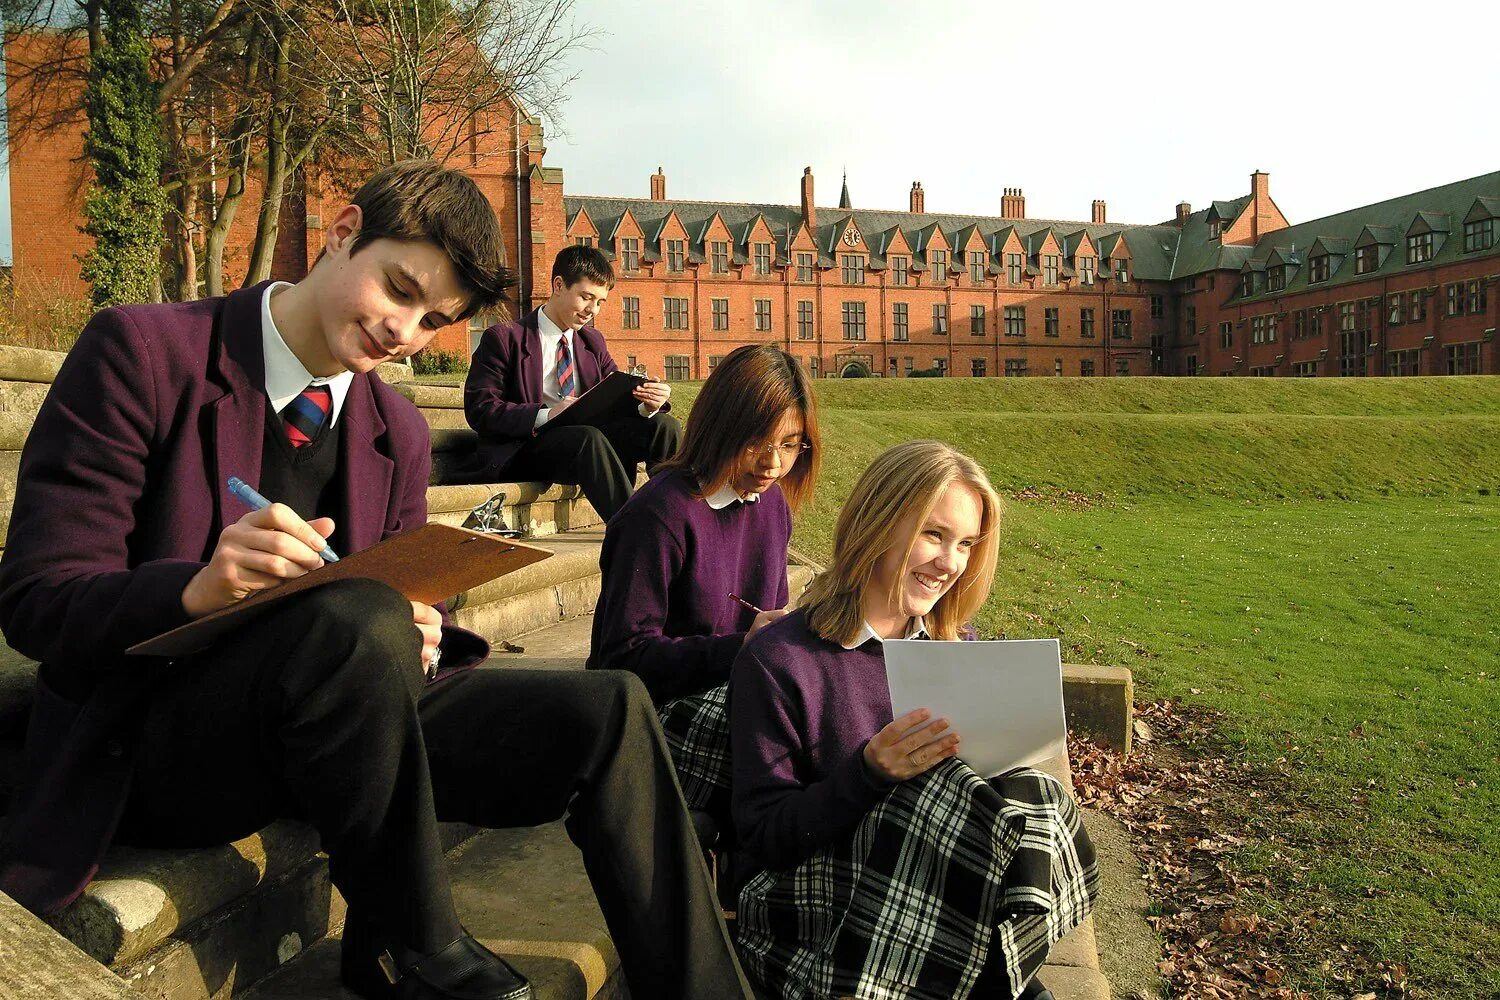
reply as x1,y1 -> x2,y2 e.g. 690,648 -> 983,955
839,361 -> 871,378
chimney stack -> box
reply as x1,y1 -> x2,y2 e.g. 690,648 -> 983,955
800,167 -> 816,228
1251,170 -> 1269,202
1091,199 -> 1106,224
1001,187 -> 1026,220
649,167 -> 666,201
910,181 -> 925,214
1175,201 -> 1192,225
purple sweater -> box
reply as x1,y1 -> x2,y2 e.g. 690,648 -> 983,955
729,610 -> 897,872
587,470 -> 791,704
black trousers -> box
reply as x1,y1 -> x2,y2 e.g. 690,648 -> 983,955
500,412 -> 681,522
115,579 -> 750,999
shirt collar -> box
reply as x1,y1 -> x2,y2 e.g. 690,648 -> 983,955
262,281 -> 353,425
840,617 -> 929,650
535,305 -> 575,344
704,481 -> 761,510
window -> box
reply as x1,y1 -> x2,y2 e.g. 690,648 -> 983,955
809,357 -> 820,378
1309,255 -> 1331,282
1219,321 -> 1233,350
1240,273 -> 1256,297
969,251 -> 986,285
1338,331 -> 1370,376
933,303 -> 948,336
1409,289 -> 1427,323
664,297 -> 689,329
711,298 -> 729,331
842,254 -> 866,285
574,236 -> 594,247
1310,310 -> 1324,337
797,300 -> 814,339
796,252 -> 814,283
1339,301 -> 1357,332
1292,309 -> 1306,339
1186,353 -> 1198,374
1251,316 -> 1266,344
665,355 -> 691,380
892,255 -> 910,286
1113,258 -> 1130,283
970,304 -> 986,336
1208,220 -> 1223,240
892,302 -> 909,341
1005,358 -> 1027,377
1446,283 -> 1463,316
754,242 -> 772,276
1044,307 -> 1059,337
889,357 -> 899,376
841,301 -> 867,340
1387,349 -> 1420,375
1004,306 -> 1026,337
1080,359 -> 1095,376
935,358 -> 947,375
622,296 -> 640,329
710,240 -> 729,275
1446,342 -> 1481,375
904,357 -> 914,375
1293,360 -> 1318,377
666,239 -> 685,272
1464,219 -> 1494,253
1250,365 -> 1275,377
1079,256 -> 1095,286
1043,255 -> 1059,286
1267,315 -> 1278,341
929,250 -> 948,284
1150,295 -> 1164,318
1467,279 -> 1488,314
972,358 -> 987,377
1006,253 -> 1022,285
621,238 -> 640,272
1355,246 -> 1378,275
1111,309 -> 1133,339
626,355 -> 637,370
1406,232 -> 1433,264
1115,358 -> 1130,376
1080,308 -> 1096,339
754,298 -> 772,332
1267,267 -> 1285,292
708,355 -> 724,371
1055,359 -> 1064,376
1388,292 -> 1404,326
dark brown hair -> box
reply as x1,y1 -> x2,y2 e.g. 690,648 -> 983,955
657,344 -> 821,512
551,245 -> 615,288
347,160 -> 514,318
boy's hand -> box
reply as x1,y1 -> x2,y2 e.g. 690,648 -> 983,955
412,601 -> 442,672
862,708 -> 961,783
181,506 -> 336,619
744,607 -> 789,644
633,380 -> 671,414
548,395 -> 577,418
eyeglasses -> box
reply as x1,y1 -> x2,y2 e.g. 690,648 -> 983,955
745,440 -> 812,461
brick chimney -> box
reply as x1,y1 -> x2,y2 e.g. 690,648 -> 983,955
649,167 -> 666,201
1091,199 -> 1106,224
1175,201 -> 1192,225
1001,187 -> 1026,220
910,181 -> 925,214
800,167 -> 816,229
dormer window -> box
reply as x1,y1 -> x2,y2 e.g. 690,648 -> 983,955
1043,254 -> 1059,286
666,239 -> 685,272
621,238 -> 640,272
754,242 -> 772,275
1308,255 -> 1330,283
1267,268 -> 1285,292
891,255 -> 910,285
1007,253 -> 1022,285
929,250 -> 948,283
1464,219 -> 1494,253
1079,256 -> 1096,285
969,251 -> 986,285
1239,272 -> 1256,297
1208,220 -> 1223,239
1406,232 -> 1433,264
841,254 -> 866,285
710,240 -> 729,274
1355,246 -> 1378,275
1114,258 -> 1130,283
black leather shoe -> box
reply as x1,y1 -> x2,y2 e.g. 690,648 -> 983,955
342,922 -> 532,1000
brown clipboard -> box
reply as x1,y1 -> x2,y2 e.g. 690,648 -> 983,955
541,370 -> 647,431
127,523 -> 553,657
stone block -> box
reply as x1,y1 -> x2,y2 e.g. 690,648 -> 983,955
1046,917 -> 1099,968
1036,962 -> 1110,1000
373,361 -> 411,384
420,408 -> 470,431
0,411 -> 36,451
0,889 -> 141,999
0,381 -> 52,414
447,532 -> 602,611
1061,663 -> 1133,753
0,346 -> 65,384
391,383 -> 464,408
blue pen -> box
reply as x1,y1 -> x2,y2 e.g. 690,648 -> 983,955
226,476 -> 340,563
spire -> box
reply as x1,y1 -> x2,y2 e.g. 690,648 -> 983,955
839,170 -> 851,210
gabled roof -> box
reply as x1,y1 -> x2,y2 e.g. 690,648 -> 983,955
1240,257 -> 1268,272
1355,225 -> 1400,247
1061,229 -> 1094,258
1407,211 -> 1451,235
1266,246 -> 1301,267
1307,236 -> 1350,257
989,225 -> 1019,257
1464,196 -> 1500,224
1206,200 -> 1240,222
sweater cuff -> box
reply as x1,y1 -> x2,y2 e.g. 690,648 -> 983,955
832,742 -> 893,813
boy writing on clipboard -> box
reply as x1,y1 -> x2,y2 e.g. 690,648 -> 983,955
464,246 -> 680,522
0,162 -> 753,1000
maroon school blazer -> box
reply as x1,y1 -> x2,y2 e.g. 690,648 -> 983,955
0,282 -> 487,913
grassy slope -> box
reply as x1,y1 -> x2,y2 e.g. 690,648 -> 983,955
677,375 -> 1499,995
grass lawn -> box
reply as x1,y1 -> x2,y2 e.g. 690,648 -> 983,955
672,376 -> 1499,996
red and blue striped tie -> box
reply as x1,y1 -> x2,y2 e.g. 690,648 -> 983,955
556,337 -> 576,397
282,384 -> 332,448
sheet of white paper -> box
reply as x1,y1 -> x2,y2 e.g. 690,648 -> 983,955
884,638 -> 1067,779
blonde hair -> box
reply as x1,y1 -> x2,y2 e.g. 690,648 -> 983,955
803,440 -> 1001,645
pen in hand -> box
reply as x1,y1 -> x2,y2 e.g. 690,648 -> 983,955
729,592 -> 763,615
226,476 -> 340,563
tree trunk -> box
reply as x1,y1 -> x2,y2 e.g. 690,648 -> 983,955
203,29 -> 262,297
245,21 -> 290,284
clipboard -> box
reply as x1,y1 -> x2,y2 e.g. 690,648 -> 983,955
542,370 -> 647,431
128,523 -> 553,657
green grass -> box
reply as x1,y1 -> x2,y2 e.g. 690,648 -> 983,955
678,375 -> 1500,995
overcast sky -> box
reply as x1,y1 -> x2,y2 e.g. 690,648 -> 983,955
549,0 -> 1499,227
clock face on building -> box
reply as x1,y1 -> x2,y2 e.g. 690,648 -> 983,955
843,225 -> 861,247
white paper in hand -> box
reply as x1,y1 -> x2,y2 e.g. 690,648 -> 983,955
884,638 -> 1067,779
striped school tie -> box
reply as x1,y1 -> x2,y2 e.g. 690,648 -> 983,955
556,336 -> 576,397
282,384 -> 333,448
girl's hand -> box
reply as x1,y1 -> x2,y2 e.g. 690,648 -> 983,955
862,707 -> 961,782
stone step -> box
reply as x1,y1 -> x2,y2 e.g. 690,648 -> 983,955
425,483 -> 603,538
388,383 -> 463,409
448,529 -> 605,646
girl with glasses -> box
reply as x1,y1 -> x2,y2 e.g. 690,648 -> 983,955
588,343 -> 821,822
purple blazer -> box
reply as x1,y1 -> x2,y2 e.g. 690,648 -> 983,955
462,309 -> 621,473
0,282 -> 488,914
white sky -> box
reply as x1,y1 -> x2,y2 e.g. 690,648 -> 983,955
550,0 -> 1500,227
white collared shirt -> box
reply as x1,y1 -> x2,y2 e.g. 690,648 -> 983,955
703,481 -> 761,510
840,616 -> 929,650
262,282 -> 353,425
533,306 -> 657,429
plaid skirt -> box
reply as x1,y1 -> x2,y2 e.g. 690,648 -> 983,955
735,758 -> 1098,1000
658,684 -> 733,818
